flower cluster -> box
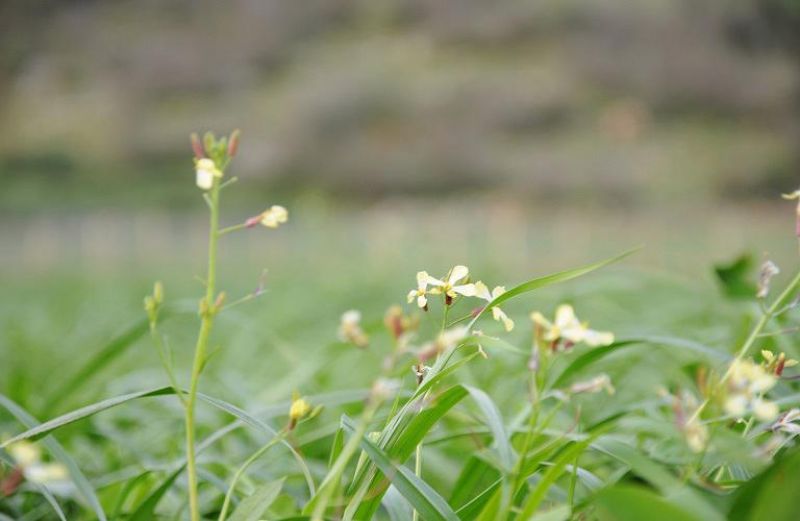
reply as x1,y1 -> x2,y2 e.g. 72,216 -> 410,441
530,304 -> 614,350
724,359 -> 779,421
761,349 -> 797,377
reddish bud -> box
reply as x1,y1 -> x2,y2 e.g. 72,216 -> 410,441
228,129 -> 241,157
190,133 -> 205,159
245,215 -> 262,228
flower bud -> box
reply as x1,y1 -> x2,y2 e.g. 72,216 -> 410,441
228,129 -> 240,157
190,133 -> 205,159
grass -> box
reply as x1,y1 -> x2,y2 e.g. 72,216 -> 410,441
2,138 -> 800,520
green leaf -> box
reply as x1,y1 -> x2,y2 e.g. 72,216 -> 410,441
469,248 -> 639,328
341,416 -> 460,521
713,254 -> 757,300
0,394 -> 107,521
1,387 -> 174,446
729,446 -> 800,521
128,466 -> 184,521
228,478 -> 285,521
593,485 -> 706,521
464,386 -> 515,471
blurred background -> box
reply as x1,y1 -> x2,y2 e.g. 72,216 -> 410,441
2,0 -> 800,406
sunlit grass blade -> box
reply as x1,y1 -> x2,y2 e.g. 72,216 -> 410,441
0,394 -> 108,521
228,478 -> 285,521
468,247 -> 639,329
341,415 -> 459,521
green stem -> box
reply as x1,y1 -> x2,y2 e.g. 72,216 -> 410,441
218,432 -> 286,521
186,182 -> 221,521
218,222 -> 247,236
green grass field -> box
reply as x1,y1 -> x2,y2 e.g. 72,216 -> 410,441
2,132 -> 800,520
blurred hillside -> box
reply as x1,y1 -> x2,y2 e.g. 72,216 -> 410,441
1,0 -> 799,212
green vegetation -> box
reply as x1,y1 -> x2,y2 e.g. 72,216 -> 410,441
2,134 -> 800,520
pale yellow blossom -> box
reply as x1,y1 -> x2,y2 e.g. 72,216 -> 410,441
6,440 -> 69,486
407,271 -> 433,309
259,205 -> 288,228
725,359 -> 780,421
289,394 -> 311,423
530,304 -> 614,348
338,310 -> 369,348
427,265 -> 477,303
195,158 -> 222,190
474,281 -> 514,331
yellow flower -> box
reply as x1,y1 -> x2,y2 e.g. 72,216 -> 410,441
427,265 -> 477,304
474,282 -> 514,331
289,394 -> 311,428
530,304 -> 614,348
259,205 -> 289,228
407,271 -> 433,309
195,158 -> 222,190
338,310 -> 369,348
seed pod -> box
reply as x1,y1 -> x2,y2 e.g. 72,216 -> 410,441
228,129 -> 240,157
190,133 -> 205,159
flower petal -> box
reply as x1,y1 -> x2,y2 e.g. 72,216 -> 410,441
448,265 -> 469,284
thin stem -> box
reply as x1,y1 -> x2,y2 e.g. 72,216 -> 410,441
149,324 -> 186,407
186,181 -> 221,521
218,433 -> 285,521
218,222 -> 248,236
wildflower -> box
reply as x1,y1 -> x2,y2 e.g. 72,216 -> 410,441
772,409 -> 800,435
417,326 -> 469,362
245,205 -> 288,229
761,349 -> 798,376
724,359 -> 779,421
407,271 -> 433,310
427,265 -> 477,305
338,310 -> 369,348
288,393 -> 312,429
3,440 -> 68,488
195,158 -> 222,190
530,304 -> 614,350
757,260 -> 780,299
474,282 -> 514,331
568,374 -> 615,395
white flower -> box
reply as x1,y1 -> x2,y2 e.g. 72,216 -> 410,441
6,440 -> 69,487
530,304 -> 614,348
773,409 -> 800,435
427,265 -> 477,304
725,359 -> 780,421
260,205 -> 288,228
407,271 -> 433,309
474,282 -> 514,331
338,310 -> 369,348
195,158 -> 222,190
